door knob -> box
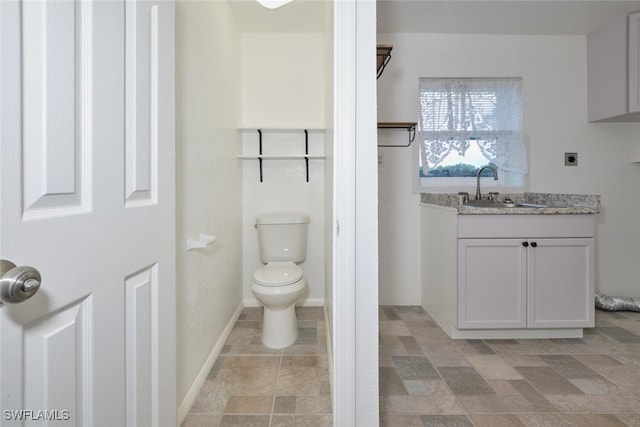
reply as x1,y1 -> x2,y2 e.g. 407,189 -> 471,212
0,260 -> 42,305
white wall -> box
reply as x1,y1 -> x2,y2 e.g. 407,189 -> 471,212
241,33 -> 325,128
176,0 -> 243,415
377,32 -> 640,302
323,0 -> 334,372
240,33 -> 327,306
378,139 -> 421,304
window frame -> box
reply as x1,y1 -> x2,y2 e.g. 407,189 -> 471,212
413,77 -> 528,194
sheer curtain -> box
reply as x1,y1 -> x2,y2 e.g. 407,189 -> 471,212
418,77 -> 527,175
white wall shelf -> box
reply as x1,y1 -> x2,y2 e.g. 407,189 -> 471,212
239,128 -> 325,182
239,127 -> 325,133
237,155 -> 326,160
377,121 -> 417,147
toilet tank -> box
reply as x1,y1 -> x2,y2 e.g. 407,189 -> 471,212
256,214 -> 309,263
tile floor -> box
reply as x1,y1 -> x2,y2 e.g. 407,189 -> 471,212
184,304 -> 640,427
380,305 -> 640,427
182,306 -> 332,427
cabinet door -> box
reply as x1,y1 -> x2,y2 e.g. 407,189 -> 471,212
527,238 -> 594,328
587,14 -> 629,121
458,239 -> 527,329
629,11 -> 640,113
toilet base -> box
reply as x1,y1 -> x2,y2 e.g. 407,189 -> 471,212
251,277 -> 305,349
262,304 -> 298,349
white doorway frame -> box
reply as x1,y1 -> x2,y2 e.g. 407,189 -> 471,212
333,0 -> 379,425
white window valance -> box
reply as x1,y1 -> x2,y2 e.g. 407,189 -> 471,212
418,77 -> 527,175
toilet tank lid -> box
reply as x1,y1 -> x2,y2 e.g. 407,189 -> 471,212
256,213 -> 310,225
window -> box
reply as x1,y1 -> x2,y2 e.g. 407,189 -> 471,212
414,77 -> 527,193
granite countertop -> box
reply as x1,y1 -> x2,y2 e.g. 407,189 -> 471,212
421,192 -> 600,215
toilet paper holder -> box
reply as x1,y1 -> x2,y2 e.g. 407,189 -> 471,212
186,234 -> 217,251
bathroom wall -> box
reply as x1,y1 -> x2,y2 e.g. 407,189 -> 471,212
323,0 -> 335,377
377,32 -> 640,303
240,33 -> 327,306
176,0 -> 243,418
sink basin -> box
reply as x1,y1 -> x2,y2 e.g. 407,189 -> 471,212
510,202 -> 548,208
462,200 -> 503,207
462,200 -> 548,208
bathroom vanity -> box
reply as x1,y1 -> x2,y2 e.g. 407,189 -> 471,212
420,193 -> 600,339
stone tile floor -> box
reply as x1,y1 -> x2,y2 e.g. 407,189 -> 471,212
184,304 -> 640,426
380,305 -> 640,427
181,306 -> 331,427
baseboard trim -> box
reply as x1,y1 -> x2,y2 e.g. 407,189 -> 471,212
324,304 -> 334,400
243,297 -> 325,307
177,302 -> 244,424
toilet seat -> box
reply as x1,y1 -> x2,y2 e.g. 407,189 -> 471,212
253,262 -> 303,287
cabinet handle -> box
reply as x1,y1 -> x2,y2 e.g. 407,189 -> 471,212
522,241 -> 529,247
531,242 -> 537,248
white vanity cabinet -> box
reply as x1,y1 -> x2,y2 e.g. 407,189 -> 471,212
587,11 -> 640,122
421,205 -> 595,339
458,237 -> 594,330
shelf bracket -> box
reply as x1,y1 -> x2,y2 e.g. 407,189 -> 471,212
377,45 -> 393,79
304,129 -> 309,182
258,129 -> 263,182
252,129 -> 313,182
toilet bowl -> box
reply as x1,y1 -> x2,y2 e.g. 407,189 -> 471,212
252,262 -> 306,349
251,213 -> 309,349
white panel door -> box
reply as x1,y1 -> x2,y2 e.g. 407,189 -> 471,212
527,238 -> 595,328
0,1 -> 175,426
458,239 -> 527,329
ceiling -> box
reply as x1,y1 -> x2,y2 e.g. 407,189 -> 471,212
377,1 -> 640,35
230,0 -> 640,35
230,0 -> 327,33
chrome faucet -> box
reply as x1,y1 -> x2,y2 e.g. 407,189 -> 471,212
475,165 -> 498,200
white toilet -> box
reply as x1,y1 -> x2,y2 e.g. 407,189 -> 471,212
251,213 -> 309,349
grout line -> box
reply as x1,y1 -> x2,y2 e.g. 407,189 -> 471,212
382,306 -> 640,424
184,307 -> 331,425
269,347 -> 285,426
